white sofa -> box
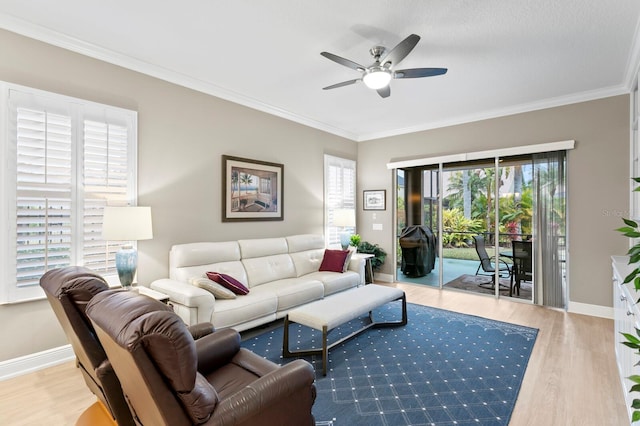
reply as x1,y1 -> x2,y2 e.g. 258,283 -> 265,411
150,234 -> 364,331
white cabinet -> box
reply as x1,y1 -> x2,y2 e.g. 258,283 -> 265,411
613,256 -> 640,424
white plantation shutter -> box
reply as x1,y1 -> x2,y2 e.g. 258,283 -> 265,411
15,107 -> 74,287
324,155 -> 356,247
82,120 -> 131,273
1,85 -> 137,303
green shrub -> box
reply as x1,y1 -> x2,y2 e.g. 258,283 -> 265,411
357,241 -> 387,271
442,208 -> 483,248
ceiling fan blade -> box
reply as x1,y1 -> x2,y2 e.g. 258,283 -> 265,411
320,52 -> 366,71
394,68 -> 448,79
380,34 -> 420,67
377,86 -> 391,98
323,79 -> 360,90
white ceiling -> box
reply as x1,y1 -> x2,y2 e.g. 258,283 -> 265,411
1,1 -> 640,141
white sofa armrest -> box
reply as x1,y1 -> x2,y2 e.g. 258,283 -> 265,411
347,255 -> 366,285
150,278 -> 215,325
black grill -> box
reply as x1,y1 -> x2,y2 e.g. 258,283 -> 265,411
399,225 -> 436,277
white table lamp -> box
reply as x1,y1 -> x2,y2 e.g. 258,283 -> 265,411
333,209 -> 356,250
102,206 -> 153,289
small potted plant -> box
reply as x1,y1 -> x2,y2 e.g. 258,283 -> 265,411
350,234 -> 362,249
356,240 -> 387,271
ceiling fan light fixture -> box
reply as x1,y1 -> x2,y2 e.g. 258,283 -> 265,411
363,68 -> 392,89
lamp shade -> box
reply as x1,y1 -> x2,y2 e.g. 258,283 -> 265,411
102,206 -> 153,241
333,209 -> 355,227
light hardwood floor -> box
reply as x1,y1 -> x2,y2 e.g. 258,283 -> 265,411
0,283 -> 628,425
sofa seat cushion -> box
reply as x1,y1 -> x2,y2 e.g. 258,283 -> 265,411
211,292 -> 278,329
308,271 -> 360,296
254,279 -> 325,312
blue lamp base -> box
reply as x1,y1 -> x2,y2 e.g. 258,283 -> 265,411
340,233 -> 351,250
115,245 -> 137,290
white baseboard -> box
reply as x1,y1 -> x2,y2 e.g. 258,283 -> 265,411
0,344 -> 74,381
374,273 -> 394,283
567,301 -> 614,319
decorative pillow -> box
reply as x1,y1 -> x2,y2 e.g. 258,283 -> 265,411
319,249 -> 350,273
189,277 -> 236,299
342,249 -> 354,273
205,272 -> 250,295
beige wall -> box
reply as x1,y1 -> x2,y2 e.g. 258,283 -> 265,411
0,30 -> 356,361
356,95 -> 630,308
0,28 -> 630,362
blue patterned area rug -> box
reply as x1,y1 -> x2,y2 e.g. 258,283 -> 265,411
241,302 -> 537,426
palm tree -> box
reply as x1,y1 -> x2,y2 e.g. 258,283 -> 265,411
231,170 -> 239,197
240,173 -> 253,195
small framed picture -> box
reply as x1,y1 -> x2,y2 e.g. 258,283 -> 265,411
363,190 -> 386,210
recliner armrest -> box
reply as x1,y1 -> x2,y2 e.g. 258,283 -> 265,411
188,322 -> 215,340
195,328 -> 241,373
209,359 -> 316,425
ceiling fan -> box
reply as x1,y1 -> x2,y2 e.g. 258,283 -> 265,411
321,34 -> 447,98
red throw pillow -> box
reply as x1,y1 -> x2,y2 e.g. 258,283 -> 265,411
205,272 -> 249,295
319,249 -> 350,273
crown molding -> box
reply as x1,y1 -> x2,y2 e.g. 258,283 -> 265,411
0,13 -> 632,144
357,84 -> 629,141
0,14 -> 360,141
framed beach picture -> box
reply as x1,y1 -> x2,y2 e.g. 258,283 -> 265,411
222,155 -> 284,222
363,190 -> 386,210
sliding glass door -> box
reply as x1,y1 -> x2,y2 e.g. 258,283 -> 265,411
395,152 -> 564,307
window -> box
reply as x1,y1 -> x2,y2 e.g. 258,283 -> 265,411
324,154 -> 356,247
0,84 -> 137,303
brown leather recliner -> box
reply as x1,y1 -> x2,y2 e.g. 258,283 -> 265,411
39,266 -> 136,426
86,289 -> 317,426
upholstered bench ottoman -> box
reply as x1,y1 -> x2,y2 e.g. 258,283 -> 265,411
283,284 -> 407,375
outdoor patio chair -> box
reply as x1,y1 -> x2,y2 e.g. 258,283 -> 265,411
473,235 -> 512,289
511,240 -> 533,296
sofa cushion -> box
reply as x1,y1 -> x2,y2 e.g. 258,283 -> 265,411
255,278 -> 325,312
211,291 -> 278,329
286,234 -> 325,253
309,271 -> 361,296
238,237 -> 288,259
172,260 -> 248,285
242,254 -> 296,287
171,242 -> 241,268
189,277 -> 236,300
319,249 -> 351,273
206,272 -> 249,295
289,248 -> 324,277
